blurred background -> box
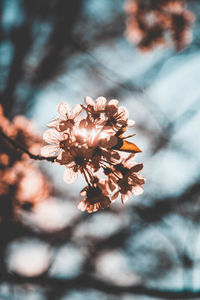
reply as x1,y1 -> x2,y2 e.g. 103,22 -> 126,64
0,0 -> 200,299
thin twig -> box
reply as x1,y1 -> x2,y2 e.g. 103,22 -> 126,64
2,272 -> 200,299
0,127 -> 56,162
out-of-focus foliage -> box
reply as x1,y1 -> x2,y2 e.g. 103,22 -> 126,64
124,0 -> 195,51
0,0 -> 200,299
0,105 -> 51,210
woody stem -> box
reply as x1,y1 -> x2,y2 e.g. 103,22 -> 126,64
0,127 -> 56,162
82,169 -> 91,186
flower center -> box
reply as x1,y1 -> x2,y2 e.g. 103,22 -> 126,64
59,140 -> 68,149
74,155 -> 85,166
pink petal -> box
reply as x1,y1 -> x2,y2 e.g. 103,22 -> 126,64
72,104 -> 82,118
77,200 -> 87,211
127,119 -> 135,127
108,99 -> 119,107
111,191 -> 119,201
57,102 -> 70,118
137,173 -> 146,182
63,168 -> 78,184
40,145 -> 59,157
84,96 -> 95,106
108,181 -> 116,192
80,188 -> 87,196
87,204 -> 95,213
47,118 -> 61,128
131,185 -> 144,195
43,129 -> 60,144
119,152 -> 129,161
124,153 -> 136,167
121,194 -> 129,204
110,174 -> 118,183
118,106 -> 128,118
95,97 -> 107,110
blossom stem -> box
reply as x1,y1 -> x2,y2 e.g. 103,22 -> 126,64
121,134 -> 136,139
86,168 -> 93,181
101,162 -> 109,169
101,158 -> 116,166
0,127 -> 56,162
82,169 -> 91,187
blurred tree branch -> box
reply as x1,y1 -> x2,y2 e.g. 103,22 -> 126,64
1,273 -> 200,299
0,127 -> 56,162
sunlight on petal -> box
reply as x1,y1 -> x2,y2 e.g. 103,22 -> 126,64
84,96 -> 94,106
57,102 -> 70,118
40,145 -> 59,157
43,129 -> 60,144
108,99 -> 119,106
95,96 -> 107,110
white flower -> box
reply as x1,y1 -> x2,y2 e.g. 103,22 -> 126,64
41,97 -> 145,212
40,129 -> 63,157
77,180 -> 112,213
56,146 -> 93,184
104,99 -> 135,131
47,102 -> 82,132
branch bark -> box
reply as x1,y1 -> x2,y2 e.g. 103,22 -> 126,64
0,127 -> 56,162
1,273 -> 200,299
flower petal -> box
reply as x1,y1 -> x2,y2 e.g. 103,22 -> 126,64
80,187 -> 87,196
108,99 -> 119,107
95,97 -> 107,110
108,180 -> 116,192
121,193 -> 129,204
85,96 -> 94,106
118,106 -> 128,118
63,168 -> 78,184
137,173 -> 146,182
43,129 -> 60,144
40,145 -> 59,157
57,151 -> 73,165
57,102 -> 70,118
72,104 -> 82,118
105,102 -> 118,116
111,191 -> 119,201
130,163 -> 143,173
131,185 -> 144,195
87,204 -> 95,213
77,199 -> 87,211
124,153 -> 135,165
47,118 -> 61,128
127,119 -> 135,127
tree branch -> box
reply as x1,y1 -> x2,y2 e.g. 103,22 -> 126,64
0,127 -> 56,162
1,273 -> 200,299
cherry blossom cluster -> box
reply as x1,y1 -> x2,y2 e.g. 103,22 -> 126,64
0,106 -> 51,212
41,96 -> 145,213
124,0 -> 195,51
